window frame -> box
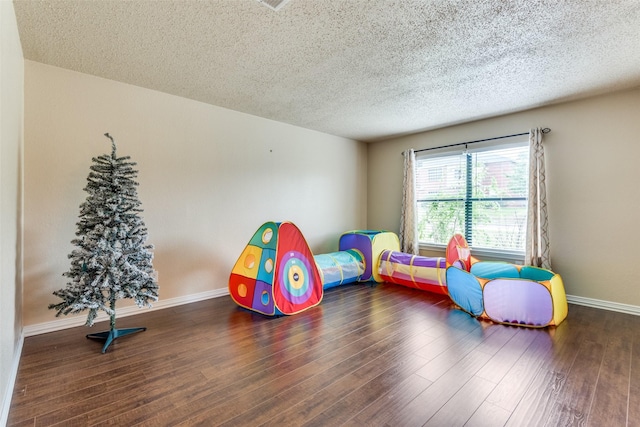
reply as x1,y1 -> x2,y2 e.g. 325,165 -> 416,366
415,140 -> 529,263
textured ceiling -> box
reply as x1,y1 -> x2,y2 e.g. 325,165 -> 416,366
13,0 -> 640,142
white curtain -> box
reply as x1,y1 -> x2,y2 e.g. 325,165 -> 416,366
400,149 -> 419,254
525,128 -> 551,269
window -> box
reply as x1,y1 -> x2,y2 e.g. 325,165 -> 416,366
416,143 -> 529,254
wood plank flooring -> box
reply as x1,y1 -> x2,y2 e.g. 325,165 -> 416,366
8,283 -> 640,426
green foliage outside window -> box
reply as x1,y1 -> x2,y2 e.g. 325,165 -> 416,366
416,145 -> 528,252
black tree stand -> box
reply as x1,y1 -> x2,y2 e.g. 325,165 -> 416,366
86,298 -> 146,353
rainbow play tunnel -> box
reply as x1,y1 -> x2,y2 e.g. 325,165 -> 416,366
378,250 -> 448,295
229,223 -> 567,327
315,250 -> 365,290
229,222 -> 399,316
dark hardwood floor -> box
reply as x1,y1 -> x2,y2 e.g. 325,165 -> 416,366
8,282 -> 640,426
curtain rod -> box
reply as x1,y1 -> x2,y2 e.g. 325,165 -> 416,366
409,128 -> 551,154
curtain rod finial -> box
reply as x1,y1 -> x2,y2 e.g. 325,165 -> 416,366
542,128 -> 551,134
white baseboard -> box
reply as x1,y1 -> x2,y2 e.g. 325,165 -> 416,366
23,288 -> 230,337
1,331 -> 24,427
567,294 -> 640,316
23,290 -> 639,337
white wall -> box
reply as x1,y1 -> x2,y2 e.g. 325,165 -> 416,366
0,1 -> 24,423
23,61 -> 367,327
368,87 -> 640,308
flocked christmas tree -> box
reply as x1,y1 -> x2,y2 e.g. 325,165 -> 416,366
49,133 -> 159,353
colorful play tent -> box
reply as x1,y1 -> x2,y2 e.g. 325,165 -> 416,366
229,222 -> 400,316
229,223 -> 567,327
338,230 -> 400,283
446,260 -> 568,327
229,222 -> 323,316
377,233 -> 567,327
